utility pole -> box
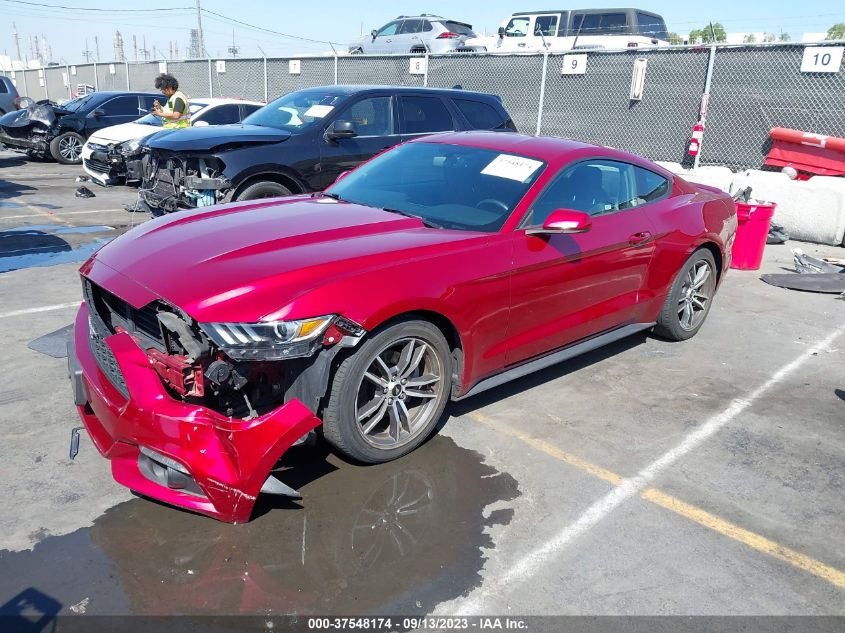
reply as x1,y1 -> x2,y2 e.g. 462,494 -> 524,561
94,36 -> 100,62
195,0 -> 205,58
83,38 -> 92,63
133,34 -> 138,62
227,29 -> 239,57
175,40 -> 179,58
12,23 -> 22,63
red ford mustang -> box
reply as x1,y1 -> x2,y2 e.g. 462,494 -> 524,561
69,132 -> 737,522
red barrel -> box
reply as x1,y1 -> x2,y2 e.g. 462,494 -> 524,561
730,202 -> 777,270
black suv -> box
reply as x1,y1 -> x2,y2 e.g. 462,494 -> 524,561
137,85 -> 516,215
0,91 -> 158,164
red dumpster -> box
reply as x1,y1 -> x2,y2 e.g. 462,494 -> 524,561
730,202 -> 777,271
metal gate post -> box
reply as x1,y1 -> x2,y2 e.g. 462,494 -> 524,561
694,44 -> 718,170
208,58 -> 213,97
44,68 -> 50,102
125,61 -> 131,90
334,54 -> 339,85
535,51 -> 549,136
22,68 -> 28,98
263,57 -> 268,102
423,52 -> 429,87
65,64 -> 71,99
93,62 -> 99,91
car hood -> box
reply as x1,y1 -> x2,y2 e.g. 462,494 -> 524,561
145,124 -> 291,152
0,103 -> 66,130
85,196 -> 477,323
89,122 -> 161,145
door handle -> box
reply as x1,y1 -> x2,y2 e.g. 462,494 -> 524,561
628,231 -> 653,247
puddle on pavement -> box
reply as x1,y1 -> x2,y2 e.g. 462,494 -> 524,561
0,224 -> 114,273
0,435 -> 518,616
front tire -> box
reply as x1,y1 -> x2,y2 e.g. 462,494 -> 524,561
49,131 -> 85,164
234,180 -> 292,201
654,248 -> 717,341
322,320 -> 452,463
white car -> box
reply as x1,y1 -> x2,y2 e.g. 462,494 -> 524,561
81,98 -> 264,186
467,8 -> 670,53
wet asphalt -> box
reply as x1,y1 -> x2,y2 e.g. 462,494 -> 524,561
1,150 -> 844,620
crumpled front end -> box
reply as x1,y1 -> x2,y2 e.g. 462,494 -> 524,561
138,150 -> 231,215
0,104 -> 59,156
69,279 -> 326,523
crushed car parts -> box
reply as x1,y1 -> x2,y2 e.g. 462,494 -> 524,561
761,273 -> 845,293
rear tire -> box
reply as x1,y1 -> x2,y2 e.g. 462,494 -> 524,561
322,320 -> 452,464
49,131 -> 84,164
654,248 -> 717,341
234,180 -> 292,201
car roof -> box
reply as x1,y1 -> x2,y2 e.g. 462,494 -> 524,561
408,131 -> 672,175
512,8 -> 662,17
299,85 -> 499,100
189,97 -> 265,106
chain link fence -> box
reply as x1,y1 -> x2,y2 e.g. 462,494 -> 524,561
5,43 -> 845,171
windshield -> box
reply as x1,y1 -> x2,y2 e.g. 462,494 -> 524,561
327,142 -> 545,232
242,90 -> 346,131
134,102 -> 207,126
60,94 -> 97,112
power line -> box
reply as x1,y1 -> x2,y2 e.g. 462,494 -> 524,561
0,0 -> 192,12
200,7 -> 342,47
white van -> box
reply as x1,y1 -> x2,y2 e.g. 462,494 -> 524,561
468,8 -> 670,53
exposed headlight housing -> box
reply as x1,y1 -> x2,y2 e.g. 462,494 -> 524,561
117,137 -> 143,157
201,316 -> 335,360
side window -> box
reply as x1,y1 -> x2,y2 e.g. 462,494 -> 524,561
453,98 -> 505,130
337,96 -> 394,136
139,96 -> 157,112
633,166 -> 670,203
422,20 -> 433,32
573,13 -> 628,35
636,13 -> 669,40
377,21 -> 401,36
240,104 -> 263,119
505,17 -> 530,37
534,15 -> 559,37
399,19 -> 423,34
99,96 -> 142,116
399,96 -> 454,134
0,80 -> 8,94
527,160 -> 638,225
195,104 -> 241,125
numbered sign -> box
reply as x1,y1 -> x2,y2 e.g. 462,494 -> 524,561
62,72 -> 68,86
70,66 -> 76,76
800,47 -> 843,73
289,59 -> 301,74
561,54 -> 587,75
409,57 -> 427,75
158,61 -> 167,74
109,64 -> 116,75
215,60 -> 226,73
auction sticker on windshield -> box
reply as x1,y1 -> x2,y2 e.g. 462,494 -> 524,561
481,154 -> 543,182
304,104 -> 334,118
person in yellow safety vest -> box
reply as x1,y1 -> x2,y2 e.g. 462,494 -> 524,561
151,73 -> 191,129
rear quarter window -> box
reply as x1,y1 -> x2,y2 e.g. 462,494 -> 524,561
0,80 -> 8,94
634,165 -> 670,203
453,98 -> 506,130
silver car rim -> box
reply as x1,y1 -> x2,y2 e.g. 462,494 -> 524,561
59,135 -> 82,161
678,259 -> 715,331
355,337 -> 444,449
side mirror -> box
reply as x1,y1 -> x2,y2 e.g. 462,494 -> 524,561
192,120 -> 210,127
325,119 -> 358,141
371,29 -> 378,41
90,108 -> 106,117
498,26 -> 506,38
526,208 -> 592,235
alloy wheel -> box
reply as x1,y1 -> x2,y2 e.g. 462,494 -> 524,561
678,259 -> 715,331
354,337 -> 444,449
59,135 -> 82,162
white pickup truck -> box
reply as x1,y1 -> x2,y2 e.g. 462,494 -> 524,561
467,8 -> 670,53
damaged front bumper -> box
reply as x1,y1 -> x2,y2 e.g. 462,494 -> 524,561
138,152 -> 231,214
82,143 -> 146,186
0,129 -> 50,155
69,303 -> 322,523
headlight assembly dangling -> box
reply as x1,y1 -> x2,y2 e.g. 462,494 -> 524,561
201,316 -> 335,360
117,138 -> 142,157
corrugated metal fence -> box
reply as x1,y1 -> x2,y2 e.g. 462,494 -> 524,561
2,43 -> 844,171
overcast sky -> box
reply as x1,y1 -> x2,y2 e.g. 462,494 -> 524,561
2,0 -> 844,62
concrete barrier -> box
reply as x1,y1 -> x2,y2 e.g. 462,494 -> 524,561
657,163 -> 845,246
731,170 -> 845,246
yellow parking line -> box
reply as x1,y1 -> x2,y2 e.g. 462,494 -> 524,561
468,411 -> 845,589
